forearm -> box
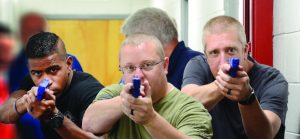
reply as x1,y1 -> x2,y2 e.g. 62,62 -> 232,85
82,96 -> 123,134
0,91 -> 27,123
144,111 -> 190,139
182,82 -> 223,110
55,117 -> 101,139
239,99 -> 276,139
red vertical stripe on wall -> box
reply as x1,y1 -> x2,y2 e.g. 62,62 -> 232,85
252,0 -> 273,66
244,0 -> 250,43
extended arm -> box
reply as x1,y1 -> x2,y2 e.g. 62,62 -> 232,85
82,96 -> 123,135
214,64 -> 283,139
181,81 -> 223,110
24,87 -> 104,139
239,100 -> 281,139
181,56 -> 222,110
55,109 -> 106,139
0,90 -> 27,123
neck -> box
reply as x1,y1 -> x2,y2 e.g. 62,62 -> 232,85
244,59 -> 254,73
152,82 -> 173,104
58,71 -> 73,98
67,71 -> 73,88
164,38 -> 178,58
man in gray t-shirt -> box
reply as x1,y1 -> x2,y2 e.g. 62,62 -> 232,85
182,15 -> 288,139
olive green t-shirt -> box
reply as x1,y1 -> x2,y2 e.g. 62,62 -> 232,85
94,84 -> 212,139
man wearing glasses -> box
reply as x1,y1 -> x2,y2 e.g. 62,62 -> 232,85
82,34 -> 212,139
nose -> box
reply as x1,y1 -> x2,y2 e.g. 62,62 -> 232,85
220,52 -> 230,65
133,68 -> 145,81
40,75 -> 53,87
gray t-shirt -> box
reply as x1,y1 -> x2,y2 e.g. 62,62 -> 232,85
182,55 -> 288,139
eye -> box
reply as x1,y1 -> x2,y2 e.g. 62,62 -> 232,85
125,65 -> 136,73
141,62 -> 155,71
47,66 -> 61,74
208,50 -> 219,57
31,71 -> 42,77
227,48 -> 236,55
50,68 -> 57,73
142,62 -> 152,68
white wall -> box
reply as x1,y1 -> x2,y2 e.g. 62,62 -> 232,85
0,0 -> 19,30
188,0 -> 225,52
151,0 -> 183,43
273,0 -> 300,138
152,0 -> 241,52
152,0 -> 225,51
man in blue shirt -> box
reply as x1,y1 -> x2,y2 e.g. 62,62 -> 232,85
121,7 -> 203,89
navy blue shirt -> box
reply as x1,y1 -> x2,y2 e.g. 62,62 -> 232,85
8,50 -> 28,93
167,41 -> 203,89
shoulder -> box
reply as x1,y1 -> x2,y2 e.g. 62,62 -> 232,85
171,88 -> 208,111
70,71 -> 104,93
101,84 -> 123,94
250,63 -> 288,123
185,55 -> 210,71
166,89 -> 212,138
250,62 -> 288,103
177,41 -> 203,58
72,72 -> 100,84
182,47 -> 204,60
189,54 -> 207,63
182,54 -> 213,86
94,84 -> 122,101
251,63 -> 287,85
185,48 -> 203,57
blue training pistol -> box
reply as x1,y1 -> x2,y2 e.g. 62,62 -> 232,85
229,57 -> 240,77
36,79 -> 50,101
132,75 -> 140,98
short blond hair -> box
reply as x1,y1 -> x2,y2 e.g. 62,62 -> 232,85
202,15 -> 246,51
119,33 -> 165,62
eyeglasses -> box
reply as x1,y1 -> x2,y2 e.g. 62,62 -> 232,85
119,60 -> 163,74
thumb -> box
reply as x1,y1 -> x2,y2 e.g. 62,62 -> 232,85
142,80 -> 151,98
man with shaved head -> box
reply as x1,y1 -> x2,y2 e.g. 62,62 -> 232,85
8,12 -> 84,139
1,32 -> 104,139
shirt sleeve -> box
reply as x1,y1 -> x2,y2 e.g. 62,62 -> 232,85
182,55 -> 213,88
93,84 -> 123,102
176,100 -> 213,139
260,79 -> 288,123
